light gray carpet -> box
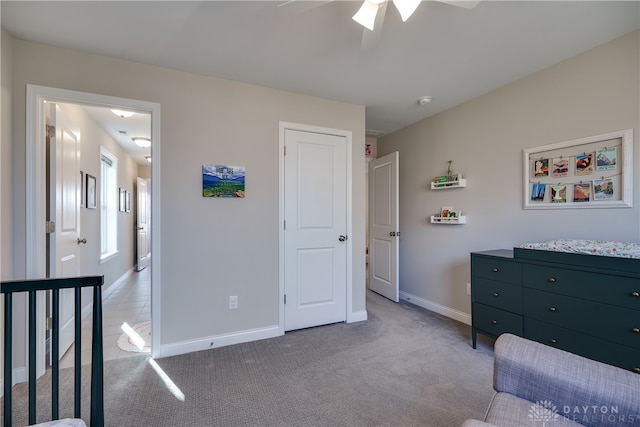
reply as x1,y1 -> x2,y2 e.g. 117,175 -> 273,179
3,290 -> 496,426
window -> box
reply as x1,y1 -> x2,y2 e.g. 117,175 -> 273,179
100,149 -> 118,260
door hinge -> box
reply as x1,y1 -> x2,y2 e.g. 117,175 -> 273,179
46,221 -> 56,234
46,317 -> 53,331
284,220 -> 286,230
284,146 -> 287,156
284,294 -> 287,304
46,125 -> 55,138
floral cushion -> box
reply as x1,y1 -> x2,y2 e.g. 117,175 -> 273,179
519,239 -> 640,259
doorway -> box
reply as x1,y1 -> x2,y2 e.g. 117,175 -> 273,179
368,151 -> 399,302
25,85 -> 161,379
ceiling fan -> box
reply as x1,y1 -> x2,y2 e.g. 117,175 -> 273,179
353,0 -> 481,49
277,0 -> 481,50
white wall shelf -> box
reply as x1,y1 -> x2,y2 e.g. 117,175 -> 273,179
430,216 -> 466,225
431,178 -> 467,190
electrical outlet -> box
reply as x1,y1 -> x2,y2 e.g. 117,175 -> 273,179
229,295 -> 238,309
466,283 -> 471,295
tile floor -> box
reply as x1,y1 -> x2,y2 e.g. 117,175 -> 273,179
59,267 -> 151,368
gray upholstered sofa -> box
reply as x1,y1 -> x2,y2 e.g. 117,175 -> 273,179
462,334 -> 640,427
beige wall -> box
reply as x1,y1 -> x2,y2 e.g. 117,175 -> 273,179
0,25 -> 14,393
1,25 -> 13,281
10,38 -> 366,353
377,31 -> 640,320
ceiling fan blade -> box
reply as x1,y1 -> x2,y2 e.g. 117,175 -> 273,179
434,0 -> 481,9
360,0 -> 387,50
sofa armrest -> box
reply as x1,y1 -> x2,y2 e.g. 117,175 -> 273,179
494,334 -> 640,425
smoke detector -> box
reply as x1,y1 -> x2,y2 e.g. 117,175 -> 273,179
418,96 -> 432,106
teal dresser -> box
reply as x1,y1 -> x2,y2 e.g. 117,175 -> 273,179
471,248 -> 640,374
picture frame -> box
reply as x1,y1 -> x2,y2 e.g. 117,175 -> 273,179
202,164 -> 246,198
80,171 -> 85,207
86,173 -> 97,209
523,129 -> 632,209
365,140 -> 375,159
119,188 -> 126,212
125,191 -> 131,213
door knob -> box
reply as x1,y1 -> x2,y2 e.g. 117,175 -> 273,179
338,235 -> 347,242
77,238 -> 87,245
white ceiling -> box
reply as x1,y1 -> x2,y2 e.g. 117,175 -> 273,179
3,1 -> 639,137
83,106 -> 151,165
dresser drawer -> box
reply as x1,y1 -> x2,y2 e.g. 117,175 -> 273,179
523,288 -> 640,349
523,264 -> 640,309
473,278 -> 522,314
473,256 -> 521,285
473,303 -> 523,337
525,318 -> 640,374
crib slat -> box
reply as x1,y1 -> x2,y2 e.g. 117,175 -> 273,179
52,288 -> 60,420
74,287 -> 82,418
3,292 -> 13,427
28,290 -> 37,425
90,284 -> 105,427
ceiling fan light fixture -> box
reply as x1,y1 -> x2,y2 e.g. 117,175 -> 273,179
352,0 -> 384,31
132,137 -> 151,148
111,108 -> 135,118
393,0 -> 422,22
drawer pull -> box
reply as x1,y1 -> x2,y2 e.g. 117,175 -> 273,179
491,320 -> 498,325
632,291 -> 640,298
633,328 -> 640,334
492,292 -> 499,297
549,339 -> 557,344
634,367 -> 640,374
492,268 -> 499,273
548,277 -> 556,283
549,307 -> 557,312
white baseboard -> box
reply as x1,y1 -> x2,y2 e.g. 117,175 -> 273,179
348,310 -> 368,323
399,291 -> 471,325
158,325 -> 282,358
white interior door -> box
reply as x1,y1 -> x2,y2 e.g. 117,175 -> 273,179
136,177 -> 149,271
284,129 -> 347,331
369,151 -> 399,302
49,103 -> 82,359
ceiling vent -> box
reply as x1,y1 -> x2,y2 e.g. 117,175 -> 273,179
365,129 -> 385,138
118,130 -> 128,135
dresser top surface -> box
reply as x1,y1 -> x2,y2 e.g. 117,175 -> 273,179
471,249 -> 514,259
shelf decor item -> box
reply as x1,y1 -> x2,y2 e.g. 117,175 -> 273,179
431,206 -> 465,224
431,161 -> 466,190
433,175 -> 449,188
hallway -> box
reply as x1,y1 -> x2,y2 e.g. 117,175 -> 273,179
59,268 -> 151,368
